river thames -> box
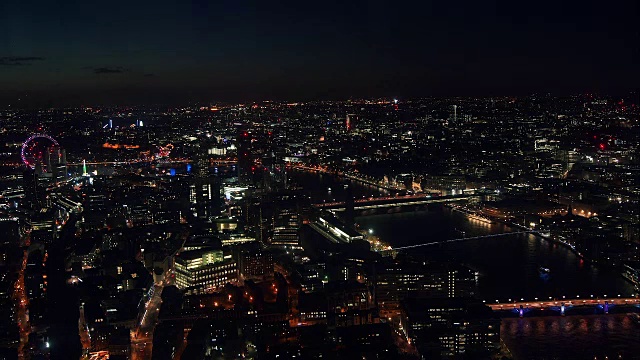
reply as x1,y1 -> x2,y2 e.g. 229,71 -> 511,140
291,169 -> 634,300
290,169 -> 640,359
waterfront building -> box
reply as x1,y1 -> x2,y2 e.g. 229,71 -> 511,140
311,211 -> 364,244
622,261 -> 640,292
375,259 -> 476,309
400,297 -> 500,358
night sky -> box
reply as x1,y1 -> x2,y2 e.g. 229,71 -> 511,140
1,0 -> 638,105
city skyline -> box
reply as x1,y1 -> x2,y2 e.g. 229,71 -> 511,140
0,94 -> 638,359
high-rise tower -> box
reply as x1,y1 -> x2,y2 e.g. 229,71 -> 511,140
237,130 -> 253,185
23,168 -> 44,209
45,145 -> 67,182
190,143 -> 222,220
346,114 -> 357,132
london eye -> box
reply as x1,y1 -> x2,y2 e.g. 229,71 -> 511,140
21,134 -> 59,170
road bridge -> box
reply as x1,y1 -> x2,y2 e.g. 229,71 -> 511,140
316,193 -> 482,211
291,164 -> 404,191
382,231 -> 534,253
487,296 -> 639,317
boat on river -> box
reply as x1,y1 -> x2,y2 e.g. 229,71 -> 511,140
538,266 -> 551,277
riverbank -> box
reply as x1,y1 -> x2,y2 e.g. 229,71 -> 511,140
355,209 -> 635,300
445,203 -> 639,294
445,203 -> 582,257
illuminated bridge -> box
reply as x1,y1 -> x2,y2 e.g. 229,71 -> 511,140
382,231 -> 535,252
67,158 -> 237,166
291,164 -> 404,191
315,193 -> 484,211
487,296 -> 640,317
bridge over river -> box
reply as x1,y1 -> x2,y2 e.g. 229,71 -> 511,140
488,296 -> 640,317
316,193 -> 483,211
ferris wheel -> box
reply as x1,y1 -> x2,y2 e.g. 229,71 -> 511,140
21,133 -> 59,170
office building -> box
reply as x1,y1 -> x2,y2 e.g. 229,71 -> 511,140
45,145 -> 68,183
400,298 -> 500,358
175,248 -> 237,294
240,249 -> 274,279
268,193 -> 303,250
23,168 -> 45,209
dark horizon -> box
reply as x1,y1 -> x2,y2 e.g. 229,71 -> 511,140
2,0 -> 639,106
1,88 -> 638,108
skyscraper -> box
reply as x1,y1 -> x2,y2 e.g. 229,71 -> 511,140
346,114 -> 357,132
269,193 -> 302,250
262,150 -> 287,191
190,145 -> 222,220
23,168 -> 45,209
237,130 -> 253,185
45,145 -> 67,183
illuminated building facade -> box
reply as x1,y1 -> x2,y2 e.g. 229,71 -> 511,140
240,250 -> 274,279
190,176 -> 221,219
270,208 -> 301,249
175,249 -> 237,294
311,211 -> 364,244
268,194 -> 303,250
190,148 -> 222,219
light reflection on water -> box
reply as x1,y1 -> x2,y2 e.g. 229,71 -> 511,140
502,314 -> 640,360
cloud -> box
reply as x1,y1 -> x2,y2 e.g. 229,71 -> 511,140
93,66 -> 128,74
0,56 -> 45,66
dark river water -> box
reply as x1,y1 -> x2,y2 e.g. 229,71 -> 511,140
502,315 -> 640,360
356,211 -> 634,301
290,169 -> 640,360
290,169 -> 634,300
